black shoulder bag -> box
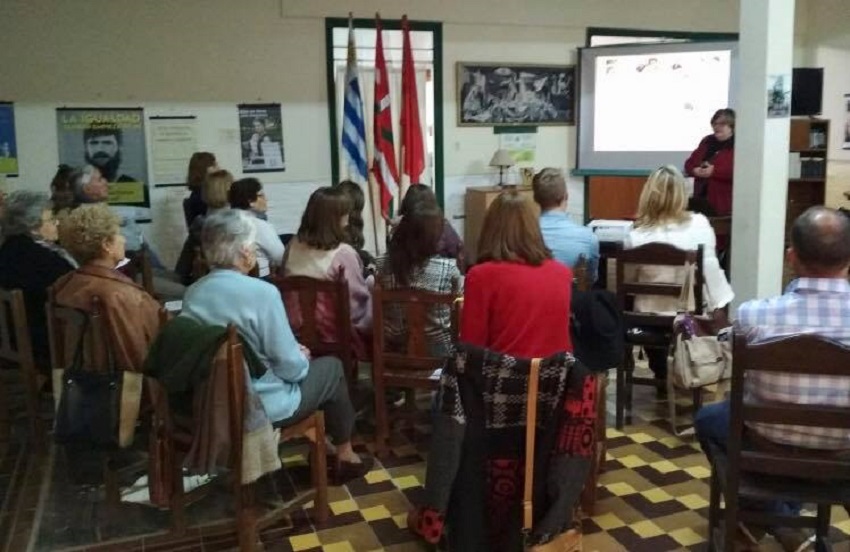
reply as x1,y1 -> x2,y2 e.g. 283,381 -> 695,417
54,316 -> 122,449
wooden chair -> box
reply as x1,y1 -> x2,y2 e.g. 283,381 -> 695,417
46,291 -> 139,507
614,243 -> 704,429
0,288 -> 46,449
270,271 -> 357,387
372,281 -> 460,456
707,333 -> 850,552
573,254 -> 591,292
150,323 -> 328,549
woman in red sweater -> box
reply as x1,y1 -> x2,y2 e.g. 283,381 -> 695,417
684,108 -> 735,216
460,190 -> 573,358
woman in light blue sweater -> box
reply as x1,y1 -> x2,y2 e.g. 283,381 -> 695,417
181,209 -> 371,483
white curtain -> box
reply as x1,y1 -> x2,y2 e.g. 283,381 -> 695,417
335,64 -> 431,256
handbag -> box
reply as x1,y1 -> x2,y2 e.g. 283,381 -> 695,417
53,317 -> 123,449
670,313 -> 731,390
523,359 -> 582,552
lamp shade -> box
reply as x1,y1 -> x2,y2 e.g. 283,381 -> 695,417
489,149 -> 515,168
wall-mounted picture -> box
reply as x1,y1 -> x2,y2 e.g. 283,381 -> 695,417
0,103 -> 18,176
238,103 -> 285,172
56,107 -> 150,220
844,94 -> 850,150
457,63 -> 575,126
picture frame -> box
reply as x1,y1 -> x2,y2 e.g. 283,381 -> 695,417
457,62 -> 575,126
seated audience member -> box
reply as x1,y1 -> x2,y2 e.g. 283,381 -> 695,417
229,177 -> 283,278
695,206 -> 850,551
174,169 -> 233,284
532,167 -> 599,281
0,191 -> 77,369
49,164 -> 76,214
337,180 -> 376,276
180,209 -> 371,481
284,186 -> 373,343
397,184 -> 465,272
376,203 -> 462,358
183,151 -> 218,228
66,165 -> 185,301
461,190 -> 572,358
625,165 -> 733,381
51,204 -> 162,445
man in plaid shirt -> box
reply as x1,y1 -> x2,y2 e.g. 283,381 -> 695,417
695,206 -> 850,550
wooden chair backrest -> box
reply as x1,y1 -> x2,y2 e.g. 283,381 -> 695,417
269,270 -> 352,359
191,246 -> 209,282
573,254 -> 591,292
728,332 -> 850,482
372,280 -> 460,373
0,288 -> 35,367
46,290 -> 112,373
615,243 -> 705,329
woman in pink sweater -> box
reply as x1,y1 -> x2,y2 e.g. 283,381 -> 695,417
283,186 -> 372,356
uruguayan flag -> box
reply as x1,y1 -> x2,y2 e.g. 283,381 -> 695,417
342,21 -> 368,184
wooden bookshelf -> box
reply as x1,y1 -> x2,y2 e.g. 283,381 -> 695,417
787,118 -> 828,241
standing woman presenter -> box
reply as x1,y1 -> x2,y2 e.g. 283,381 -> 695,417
684,108 -> 736,216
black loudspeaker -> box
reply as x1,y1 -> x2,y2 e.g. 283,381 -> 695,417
791,67 -> 824,116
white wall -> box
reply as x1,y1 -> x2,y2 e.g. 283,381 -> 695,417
0,0 -> 834,265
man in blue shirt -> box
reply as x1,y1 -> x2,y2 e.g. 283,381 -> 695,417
532,168 -> 599,281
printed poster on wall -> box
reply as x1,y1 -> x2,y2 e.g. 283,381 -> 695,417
238,103 -> 285,173
57,108 -> 151,220
149,115 -> 198,185
844,94 -> 850,150
0,103 -> 19,176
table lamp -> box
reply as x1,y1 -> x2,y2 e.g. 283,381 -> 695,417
489,149 -> 515,187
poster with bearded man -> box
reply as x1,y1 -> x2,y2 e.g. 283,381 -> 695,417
56,108 -> 151,221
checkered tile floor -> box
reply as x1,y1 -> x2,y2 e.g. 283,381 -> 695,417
5,367 -> 850,551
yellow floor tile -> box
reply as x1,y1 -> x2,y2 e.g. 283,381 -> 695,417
361,505 -> 392,522
642,487 -> 674,503
605,482 -> 637,496
365,469 -> 391,484
330,498 -> 359,515
677,493 -> 710,510
683,465 -> 712,479
669,527 -> 705,546
650,459 -> 680,473
627,432 -> 655,444
393,475 -> 421,489
290,533 -> 322,551
592,512 -> 626,530
617,454 -> 648,468
629,519 -> 665,538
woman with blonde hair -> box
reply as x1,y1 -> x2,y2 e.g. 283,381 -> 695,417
175,169 -> 234,284
460,190 -> 572,358
625,165 -> 734,379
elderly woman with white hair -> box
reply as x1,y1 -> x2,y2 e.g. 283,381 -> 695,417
180,209 -> 372,483
0,191 -> 77,369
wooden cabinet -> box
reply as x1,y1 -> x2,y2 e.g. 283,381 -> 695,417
787,118 -> 828,240
464,185 -> 536,264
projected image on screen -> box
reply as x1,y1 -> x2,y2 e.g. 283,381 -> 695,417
594,51 -> 731,152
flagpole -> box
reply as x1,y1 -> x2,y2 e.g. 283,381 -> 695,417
367,172 -> 380,254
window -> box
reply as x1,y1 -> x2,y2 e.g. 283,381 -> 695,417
325,18 -> 443,254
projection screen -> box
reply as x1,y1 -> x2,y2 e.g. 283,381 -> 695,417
577,40 -> 739,173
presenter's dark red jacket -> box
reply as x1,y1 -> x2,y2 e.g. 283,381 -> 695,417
460,259 -> 572,358
684,134 -> 735,216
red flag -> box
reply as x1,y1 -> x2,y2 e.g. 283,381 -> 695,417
372,14 -> 399,219
400,15 -> 425,186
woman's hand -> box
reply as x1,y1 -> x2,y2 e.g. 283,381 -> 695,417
693,164 -> 714,178
298,343 -> 311,360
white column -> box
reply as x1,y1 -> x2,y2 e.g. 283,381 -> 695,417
730,0 -> 796,309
